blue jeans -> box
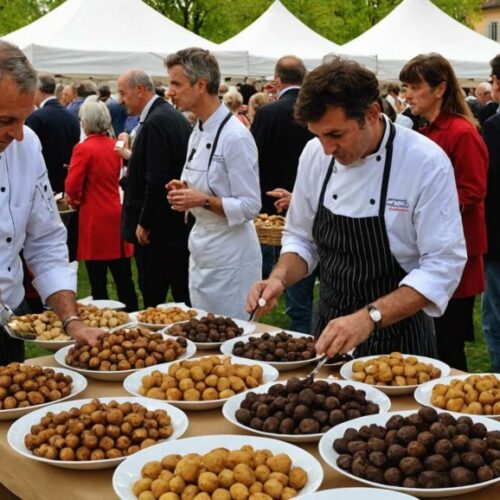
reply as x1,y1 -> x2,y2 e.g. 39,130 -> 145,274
261,244 -> 316,334
482,259 -> 500,371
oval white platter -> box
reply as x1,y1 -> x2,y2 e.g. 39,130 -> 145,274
222,378 -> 391,443
221,330 -> 321,371
123,355 -> 279,410
0,366 -> 87,421
113,434 -> 323,500
54,335 -> 196,382
340,354 -> 451,396
296,487 -> 418,499
318,409 -> 500,498
7,396 -> 188,470
414,373 -> 500,420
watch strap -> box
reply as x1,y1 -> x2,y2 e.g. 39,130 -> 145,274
62,315 -> 80,332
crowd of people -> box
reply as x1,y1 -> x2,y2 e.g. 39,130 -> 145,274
0,37 -> 500,375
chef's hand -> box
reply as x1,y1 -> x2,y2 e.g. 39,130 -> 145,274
246,277 -> 285,317
267,188 -> 291,213
165,179 -> 188,192
136,224 -> 150,245
65,320 -> 103,347
315,308 -> 373,357
167,188 -> 205,211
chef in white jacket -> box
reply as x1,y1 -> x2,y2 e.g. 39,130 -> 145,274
166,48 -> 262,319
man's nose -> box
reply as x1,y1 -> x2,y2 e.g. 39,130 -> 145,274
320,138 -> 338,156
8,122 -> 24,143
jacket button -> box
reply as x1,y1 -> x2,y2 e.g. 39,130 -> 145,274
0,187 -> 5,192
376,155 -> 381,161
6,237 -> 12,243
333,194 -> 338,200
7,267 -> 10,272
370,199 -> 376,205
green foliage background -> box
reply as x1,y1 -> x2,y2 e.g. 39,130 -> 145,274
0,0 -> 485,44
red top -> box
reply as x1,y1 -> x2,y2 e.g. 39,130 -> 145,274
421,114 -> 489,297
65,134 -> 133,261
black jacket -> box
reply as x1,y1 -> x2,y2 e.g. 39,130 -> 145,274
25,98 -> 80,193
483,112 -> 500,260
122,98 -> 191,246
251,88 -> 314,214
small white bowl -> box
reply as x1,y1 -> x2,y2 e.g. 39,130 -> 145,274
54,334 -> 196,382
7,397 -> 188,470
123,355 -> 279,410
222,378 -> 391,442
340,354 -> 451,396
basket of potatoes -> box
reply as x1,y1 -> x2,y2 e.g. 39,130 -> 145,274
340,352 -> 450,395
123,355 -> 279,410
415,373 -> 500,418
7,397 -> 188,470
254,214 -> 286,246
112,434 -> 324,500
55,328 -> 196,381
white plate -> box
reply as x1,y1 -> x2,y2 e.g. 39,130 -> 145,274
77,298 -> 126,310
54,335 -> 196,382
297,487 -> 417,499
340,354 -> 451,395
129,302 -> 204,331
7,397 -> 188,470
113,434 -> 323,500
222,378 -> 391,442
221,330 -> 321,370
319,409 -> 500,498
123,355 -> 279,410
162,316 -> 256,351
414,373 -> 500,420
0,366 -> 87,421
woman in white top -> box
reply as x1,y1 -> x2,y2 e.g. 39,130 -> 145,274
166,48 -> 262,320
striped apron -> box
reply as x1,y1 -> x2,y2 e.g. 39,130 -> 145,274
312,122 -> 437,357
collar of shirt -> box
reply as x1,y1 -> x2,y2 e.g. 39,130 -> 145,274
40,96 -> 57,108
197,103 -> 229,133
278,86 -> 300,99
139,94 -> 160,124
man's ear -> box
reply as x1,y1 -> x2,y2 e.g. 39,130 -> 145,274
366,100 -> 381,123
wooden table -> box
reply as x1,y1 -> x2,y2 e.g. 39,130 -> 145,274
0,331 -> 498,499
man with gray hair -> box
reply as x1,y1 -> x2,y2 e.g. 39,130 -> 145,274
117,69 -> 191,307
0,41 -> 102,364
25,73 -> 80,193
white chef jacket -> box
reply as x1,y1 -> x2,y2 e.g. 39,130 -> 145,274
0,126 -> 76,309
282,118 -> 467,317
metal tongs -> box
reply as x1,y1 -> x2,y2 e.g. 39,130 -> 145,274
304,354 -> 329,385
248,297 -> 267,322
0,295 -> 22,339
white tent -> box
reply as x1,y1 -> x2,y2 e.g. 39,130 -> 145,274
342,0 -> 500,80
3,0 -> 248,77
219,0 -> 376,76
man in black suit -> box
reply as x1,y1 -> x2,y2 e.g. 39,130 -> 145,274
482,54 -> 500,373
117,69 -> 192,307
251,56 -> 316,333
25,73 -> 80,193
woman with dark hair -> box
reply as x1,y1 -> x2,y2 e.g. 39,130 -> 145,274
400,53 -> 488,371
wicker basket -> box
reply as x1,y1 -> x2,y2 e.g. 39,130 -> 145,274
255,224 -> 284,246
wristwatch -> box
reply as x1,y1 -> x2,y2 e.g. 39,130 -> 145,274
62,315 -> 80,333
367,304 -> 382,332
203,196 -> 211,210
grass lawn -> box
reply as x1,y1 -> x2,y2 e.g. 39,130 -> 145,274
25,262 -> 493,373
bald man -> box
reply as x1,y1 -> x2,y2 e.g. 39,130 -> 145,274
476,81 -> 498,126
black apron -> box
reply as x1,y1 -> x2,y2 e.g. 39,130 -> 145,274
312,122 -> 437,357
0,300 -> 29,365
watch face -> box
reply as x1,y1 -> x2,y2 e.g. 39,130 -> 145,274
370,309 -> 382,322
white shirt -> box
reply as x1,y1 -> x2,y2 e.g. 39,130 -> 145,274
140,95 -> 161,124
0,126 -> 76,309
182,103 -> 261,226
282,118 -> 467,317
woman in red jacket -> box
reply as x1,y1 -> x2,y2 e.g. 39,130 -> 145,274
65,98 -> 138,311
400,54 -> 488,371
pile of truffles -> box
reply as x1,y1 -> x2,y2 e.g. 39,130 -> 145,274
64,329 -> 187,371
8,311 -> 70,341
77,305 -> 130,329
0,363 -> 72,410
24,399 -> 173,461
137,307 -> 197,325
236,377 -> 379,436
351,352 -> 442,386
431,374 -> 500,415
231,332 -> 317,363
168,314 -> 243,343
133,446 -> 308,500
334,406 -> 500,488
139,356 -> 264,402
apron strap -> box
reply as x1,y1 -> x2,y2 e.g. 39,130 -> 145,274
317,156 -> 336,211
206,112 -> 232,196
378,121 -> 396,217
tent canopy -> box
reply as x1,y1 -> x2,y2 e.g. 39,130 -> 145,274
3,0 -> 248,77
342,0 -> 500,80
219,0 -> 376,76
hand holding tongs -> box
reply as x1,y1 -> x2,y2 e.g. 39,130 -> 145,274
248,297 -> 267,322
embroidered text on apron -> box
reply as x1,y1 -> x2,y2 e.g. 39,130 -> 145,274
312,122 -> 437,357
